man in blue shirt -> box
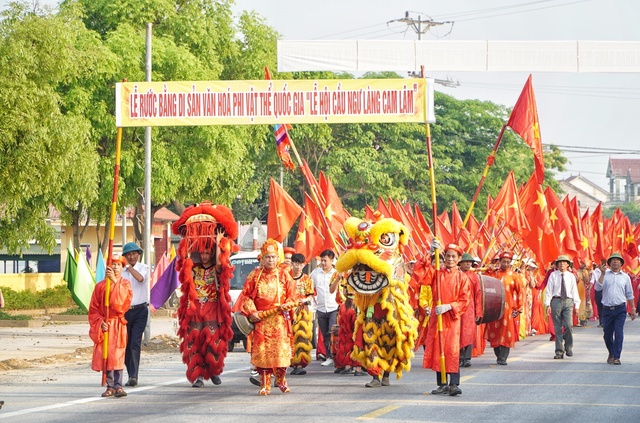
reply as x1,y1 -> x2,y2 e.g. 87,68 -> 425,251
595,252 -> 636,365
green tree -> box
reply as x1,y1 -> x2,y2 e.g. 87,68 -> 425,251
0,3 -> 107,252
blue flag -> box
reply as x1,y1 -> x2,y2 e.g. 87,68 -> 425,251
96,248 -> 106,283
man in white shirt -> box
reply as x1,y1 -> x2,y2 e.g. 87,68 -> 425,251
595,253 -> 636,365
544,255 -> 580,359
121,242 -> 149,387
310,249 -> 338,367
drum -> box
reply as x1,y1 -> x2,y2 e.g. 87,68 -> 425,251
232,311 -> 254,336
477,275 -> 505,324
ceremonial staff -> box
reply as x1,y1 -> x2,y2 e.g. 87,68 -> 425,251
102,125 -> 123,385
421,66 -> 446,385
457,124 -> 507,243
265,66 -> 342,254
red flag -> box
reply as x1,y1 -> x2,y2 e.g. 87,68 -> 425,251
374,197 -> 391,219
293,194 -> 328,263
544,187 -> 578,260
300,159 -> 326,207
364,204 -> 376,222
319,171 -> 350,235
507,75 -> 545,183
590,202 -> 606,264
519,173 -> 557,266
489,171 -> 530,234
450,202 -> 464,241
414,204 -> 434,240
267,178 -> 303,242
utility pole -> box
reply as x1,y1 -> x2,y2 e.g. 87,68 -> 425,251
389,11 -> 452,40
391,12 -> 459,88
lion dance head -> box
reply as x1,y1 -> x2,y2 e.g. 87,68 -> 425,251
335,216 -> 417,380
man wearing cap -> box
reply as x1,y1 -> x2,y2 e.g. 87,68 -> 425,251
544,255 -> 580,359
595,253 -> 636,365
485,251 -> 524,365
121,242 -> 149,387
422,242 -> 470,396
458,253 -> 483,367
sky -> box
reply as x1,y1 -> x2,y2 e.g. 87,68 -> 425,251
2,0 -> 638,191
231,0 -> 640,191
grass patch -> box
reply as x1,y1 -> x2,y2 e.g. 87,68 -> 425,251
0,310 -> 31,320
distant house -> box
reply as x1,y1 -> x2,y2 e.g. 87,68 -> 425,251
559,175 -> 609,214
606,158 -> 640,204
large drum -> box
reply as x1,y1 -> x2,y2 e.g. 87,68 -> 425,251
477,275 -> 505,324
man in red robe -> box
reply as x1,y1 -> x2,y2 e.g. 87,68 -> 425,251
458,253 -> 482,367
421,243 -> 470,396
485,251 -> 524,365
89,254 -> 133,398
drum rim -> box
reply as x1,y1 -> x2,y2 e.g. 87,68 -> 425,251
233,311 -> 254,336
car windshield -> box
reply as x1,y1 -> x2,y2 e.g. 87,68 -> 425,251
229,256 -> 259,290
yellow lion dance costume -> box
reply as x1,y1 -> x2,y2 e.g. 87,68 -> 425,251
335,216 -> 418,388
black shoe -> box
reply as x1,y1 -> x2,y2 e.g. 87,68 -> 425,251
565,349 -> 573,357
431,385 -> 449,395
497,359 -> 507,365
340,367 -> 355,375
290,367 -> 301,375
211,376 -> 221,385
462,359 -> 471,367
334,367 -> 345,374
192,379 -> 204,388
554,353 -> 564,359
125,378 -> 137,387
296,369 -> 307,375
354,370 -> 367,376
249,376 -> 261,386
448,385 -> 462,396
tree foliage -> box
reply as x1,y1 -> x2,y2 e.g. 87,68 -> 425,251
0,1 -> 573,255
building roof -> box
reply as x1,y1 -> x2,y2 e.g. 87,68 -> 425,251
154,207 -> 180,221
607,158 -> 640,179
628,166 -> 640,184
561,175 -> 609,196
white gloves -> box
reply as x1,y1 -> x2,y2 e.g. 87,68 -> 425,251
435,304 -> 452,315
430,237 -> 442,252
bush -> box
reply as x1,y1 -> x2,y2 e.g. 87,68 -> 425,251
0,285 -> 76,310
0,310 -> 31,320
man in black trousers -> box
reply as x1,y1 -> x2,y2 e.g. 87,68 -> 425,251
121,242 -> 149,387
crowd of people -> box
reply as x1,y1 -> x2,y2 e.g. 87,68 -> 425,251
87,203 -> 638,398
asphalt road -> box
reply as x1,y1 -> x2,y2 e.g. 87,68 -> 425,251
1,317 -> 639,422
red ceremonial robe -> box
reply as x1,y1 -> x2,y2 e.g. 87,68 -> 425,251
89,276 -> 132,372
422,267 -> 471,373
485,268 -> 524,348
460,269 -> 482,348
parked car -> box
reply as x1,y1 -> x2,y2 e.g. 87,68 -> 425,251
228,251 -> 260,351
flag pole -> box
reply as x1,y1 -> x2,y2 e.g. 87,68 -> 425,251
457,124 -> 507,243
421,66 -> 446,386
264,66 -> 341,254
102,124 -> 123,386
288,139 -> 341,253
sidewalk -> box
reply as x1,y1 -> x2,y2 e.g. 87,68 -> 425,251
0,313 -> 176,362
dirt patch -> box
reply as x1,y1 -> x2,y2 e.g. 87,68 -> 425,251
142,334 -> 181,351
0,336 -> 180,371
